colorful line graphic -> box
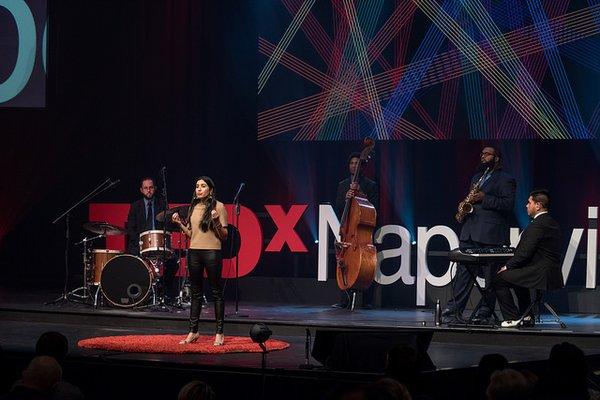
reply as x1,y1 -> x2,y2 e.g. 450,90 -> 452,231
258,1 -> 600,141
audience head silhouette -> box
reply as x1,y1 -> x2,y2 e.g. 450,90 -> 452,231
21,356 -> 62,394
36,331 -> 69,363
486,369 -> 531,400
362,378 -> 412,400
178,380 -> 216,400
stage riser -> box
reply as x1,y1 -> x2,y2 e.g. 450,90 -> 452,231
235,277 -> 600,313
3,309 -> 598,350
0,309 -> 310,337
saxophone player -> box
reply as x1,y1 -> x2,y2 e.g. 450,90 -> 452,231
442,146 -> 516,325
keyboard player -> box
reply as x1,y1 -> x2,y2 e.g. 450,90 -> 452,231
442,146 -> 516,325
494,190 -> 563,328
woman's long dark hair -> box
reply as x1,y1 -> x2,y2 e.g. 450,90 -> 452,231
187,176 -> 218,233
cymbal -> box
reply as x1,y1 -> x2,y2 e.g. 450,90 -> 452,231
155,205 -> 189,223
83,221 -> 126,236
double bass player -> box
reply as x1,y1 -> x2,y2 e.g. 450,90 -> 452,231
332,140 -> 379,310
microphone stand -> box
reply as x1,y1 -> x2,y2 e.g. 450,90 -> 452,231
157,166 -> 180,311
143,166 -> 180,311
227,183 -> 247,317
158,167 -> 169,309
46,177 -> 120,305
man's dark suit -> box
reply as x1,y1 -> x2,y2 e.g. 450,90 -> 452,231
126,197 -> 166,255
459,169 -> 516,245
335,176 -> 379,217
334,175 -> 379,308
495,212 -> 563,320
126,196 -> 178,299
445,168 -> 516,320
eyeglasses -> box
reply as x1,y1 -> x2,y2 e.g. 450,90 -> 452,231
480,151 -> 495,157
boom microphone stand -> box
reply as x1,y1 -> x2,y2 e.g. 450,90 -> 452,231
143,166 -> 181,311
227,182 -> 247,317
155,166 -> 171,310
161,166 -> 168,262
46,177 -> 120,305
159,166 -> 181,310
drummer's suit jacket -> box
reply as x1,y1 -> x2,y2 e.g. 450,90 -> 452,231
126,196 -> 167,255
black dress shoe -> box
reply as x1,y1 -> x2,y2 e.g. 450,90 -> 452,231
331,302 -> 349,309
442,315 -> 462,325
520,316 -> 535,327
500,316 -> 535,328
470,315 -> 493,325
441,308 -> 456,317
361,304 -> 373,310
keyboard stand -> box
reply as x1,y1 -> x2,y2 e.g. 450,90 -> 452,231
448,264 -> 501,329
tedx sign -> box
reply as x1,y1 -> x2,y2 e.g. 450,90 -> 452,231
89,203 -> 308,278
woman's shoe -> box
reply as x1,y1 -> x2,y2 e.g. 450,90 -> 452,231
179,332 -> 200,344
213,333 -> 224,346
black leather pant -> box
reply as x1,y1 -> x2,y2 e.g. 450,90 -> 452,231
187,249 -> 224,334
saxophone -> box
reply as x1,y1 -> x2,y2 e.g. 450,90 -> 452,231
455,167 -> 490,223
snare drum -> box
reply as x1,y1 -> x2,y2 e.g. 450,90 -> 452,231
90,249 -> 123,284
100,254 -> 155,308
139,230 -> 172,258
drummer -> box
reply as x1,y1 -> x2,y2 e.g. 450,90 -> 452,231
126,177 -> 178,303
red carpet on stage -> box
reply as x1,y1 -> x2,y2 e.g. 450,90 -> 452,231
78,334 -> 290,354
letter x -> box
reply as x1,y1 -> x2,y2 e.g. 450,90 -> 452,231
265,205 -> 308,252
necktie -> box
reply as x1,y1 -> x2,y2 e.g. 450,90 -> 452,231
480,171 -> 492,187
147,201 -> 154,230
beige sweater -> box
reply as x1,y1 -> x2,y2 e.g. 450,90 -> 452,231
183,201 -> 228,250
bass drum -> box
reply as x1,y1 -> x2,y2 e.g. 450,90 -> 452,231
89,249 -> 123,285
100,255 -> 155,308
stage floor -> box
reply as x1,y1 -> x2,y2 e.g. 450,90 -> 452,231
2,287 -> 600,372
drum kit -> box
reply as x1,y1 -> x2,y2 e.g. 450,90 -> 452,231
77,207 -> 187,309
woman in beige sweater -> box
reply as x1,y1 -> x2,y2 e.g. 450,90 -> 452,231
172,176 -> 228,346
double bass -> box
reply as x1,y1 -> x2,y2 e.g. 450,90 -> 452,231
335,138 -> 377,292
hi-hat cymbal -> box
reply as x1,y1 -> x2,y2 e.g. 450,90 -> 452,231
83,221 -> 125,236
155,205 -> 189,223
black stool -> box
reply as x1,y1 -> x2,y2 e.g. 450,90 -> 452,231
516,289 -> 566,329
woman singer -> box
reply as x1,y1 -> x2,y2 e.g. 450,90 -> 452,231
172,176 -> 227,346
